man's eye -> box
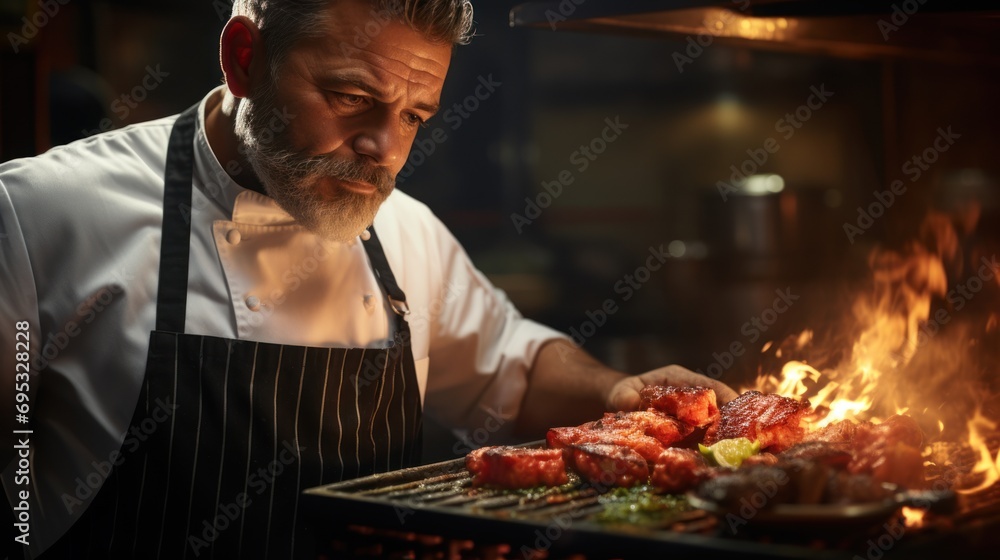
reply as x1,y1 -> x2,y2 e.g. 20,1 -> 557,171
405,113 -> 428,128
337,93 -> 366,106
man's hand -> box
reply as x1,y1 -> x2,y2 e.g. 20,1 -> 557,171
515,340 -> 739,440
606,364 -> 739,412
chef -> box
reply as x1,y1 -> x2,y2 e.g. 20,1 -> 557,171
0,0 -> 736,557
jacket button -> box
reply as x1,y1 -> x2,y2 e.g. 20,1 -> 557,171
245,295 -> 261,311
227,229 -> 242,245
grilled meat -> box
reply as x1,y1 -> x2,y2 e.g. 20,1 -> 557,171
639,385 -> 719,428
465,387 -> 926,498
696,459 -> 896,513
547,410 -> 692,463
801,419 -> 869,444
466,446 -> 569,489
804,415 -> 921,449
740,452 -> 779,467
695,463 -> 796,510
705,390 -> 811,452
848,416 -> 925,489
803,415 -> 925,488
569,443 -> 649,488
548,425 -> 667,463
592,410 -> 695,446
650,448 -> 711,493
856,414 -> 923,449
779,441 -> 853,468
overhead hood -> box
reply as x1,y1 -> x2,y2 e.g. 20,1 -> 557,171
509,1 -> 1000,65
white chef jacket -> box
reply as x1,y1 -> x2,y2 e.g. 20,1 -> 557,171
0,86 -> 568,555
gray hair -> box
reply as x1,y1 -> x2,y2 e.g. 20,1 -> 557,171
231,0 -> 474,79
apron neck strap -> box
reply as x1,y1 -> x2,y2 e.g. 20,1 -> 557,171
155,102 -> 200,333
360,227 -> 410,318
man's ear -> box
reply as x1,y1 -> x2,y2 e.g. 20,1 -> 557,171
220,16 -> 263,99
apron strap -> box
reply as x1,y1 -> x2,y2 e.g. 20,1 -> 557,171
154,103 -> 200,333
361,227 -> 410,318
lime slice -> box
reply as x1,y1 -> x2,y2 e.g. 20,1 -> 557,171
698,438 -> 760,468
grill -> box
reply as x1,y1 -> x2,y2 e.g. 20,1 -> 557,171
301,436 -> 1000,559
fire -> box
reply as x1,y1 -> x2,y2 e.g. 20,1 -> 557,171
901,507 -> 926,528
745,209 -> 1000,493
957,410 -> 1000,494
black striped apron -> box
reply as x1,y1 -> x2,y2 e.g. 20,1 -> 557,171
36,105 -> 423,559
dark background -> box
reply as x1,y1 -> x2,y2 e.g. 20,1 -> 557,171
3,1 -> 999,445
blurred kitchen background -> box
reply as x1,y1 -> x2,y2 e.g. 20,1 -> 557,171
3,0 -> 999,395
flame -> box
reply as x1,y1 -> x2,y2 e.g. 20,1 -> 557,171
746,208 -> 1000,493
901,507 -> 926,528
957,410 -> 1000,494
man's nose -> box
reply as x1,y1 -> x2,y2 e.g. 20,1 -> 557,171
351,111 -> 402,167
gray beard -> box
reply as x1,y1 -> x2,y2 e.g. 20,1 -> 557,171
233,81 -> 395,242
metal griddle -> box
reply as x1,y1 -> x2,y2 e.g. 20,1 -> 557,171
299,447 -> 937,559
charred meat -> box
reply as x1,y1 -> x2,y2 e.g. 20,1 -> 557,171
466,446 -> 569,489
569,443 -> 649,488
650,448 -> 711,493
547,410 -> 692,463
639,385 -> 719,428
705,391 -> 811,453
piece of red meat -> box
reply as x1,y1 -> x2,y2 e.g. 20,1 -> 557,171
547,410 -> 691,464
649,447 -> 711,493
847,415 -> 925,489
639,385 -> 719,428
548,425 -> 667,464
704,390 -> 811,452
568,443 -> 649,488
466,446 -> 568,489
800,415 -> 926,489
592,410 -> 694,446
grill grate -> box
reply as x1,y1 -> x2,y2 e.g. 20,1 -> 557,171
302,438 -> 1000,559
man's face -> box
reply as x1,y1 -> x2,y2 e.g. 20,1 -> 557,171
234,0 -> 452,242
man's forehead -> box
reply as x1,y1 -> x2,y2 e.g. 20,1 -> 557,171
299,3 -> 452,90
